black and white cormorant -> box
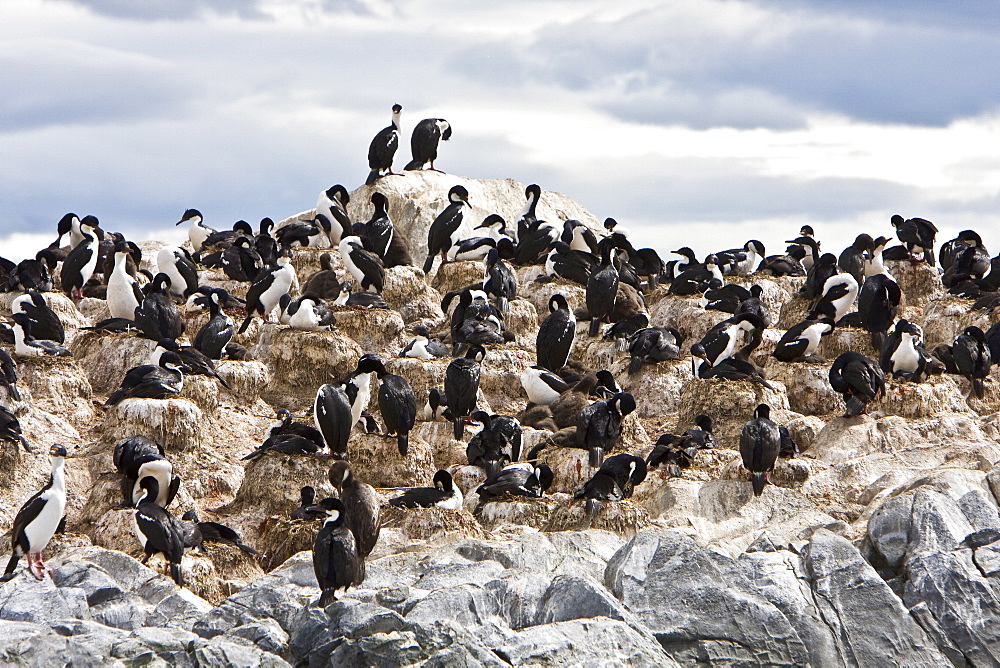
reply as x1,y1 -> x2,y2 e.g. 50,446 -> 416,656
717,240 -> 765,277
192,289 -> 235,360
404,118 -> 452,171
953,326 -> 991,400
151,338 -> 231,389
690,312 -> 765,374
771,317 -> 834,363
313,498 -> 364,606
400,325 -> 450,359
464,411 -> 514,478
238,249 -> 296,333
175,209 -> 215,253
627,326 -> 683,375
483,247 -> 517,315
340,235 -> 385,293
328,460 -> 381,559
536,294 -> 576,372
313,382 -> 355,457
135,273 -> 185,342
316,184 -> 353,248
1,444 -> 67,582
474,462 -> 553,514
576,391 -> 636,468
520,365 -> 569,406
515,184 -> 542,242
11,291 -> 64,344
388,469 -> 463,510
446,344 -> 485,439
890,214 -> 938,266
360,192 -> 394,259
423,185 -> 470,273
156,246 -> 199,298
132,476 -> 185,585
808,272 -> 859,323
800,253 -> 840,300
0,404 -> 30,452
573,453 -> 646,518
586,244 -> 620,337
60,221 -> 99,299
286,295 -> 337,331
879,318 -> 926,381
10,312 -> 71,358
829,352 -> 885,417
106,242 -> 145,320
372,359 -> 417,456
857,272 -> 901,351
739,404 -> 781,496
543,241 -> 596,285
669,254 -> 723,295
105,351 -> 184,406
220,237 -> 262,283
757,244 -> 807,277
366,103 -> 402,185
113,435 -> 179,508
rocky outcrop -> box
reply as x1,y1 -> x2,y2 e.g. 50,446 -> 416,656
3,172 -> 1000,664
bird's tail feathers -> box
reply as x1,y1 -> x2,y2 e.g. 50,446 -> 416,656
751,472 -> 767,496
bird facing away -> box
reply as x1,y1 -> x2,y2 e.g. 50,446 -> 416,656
739,404 -> 781,496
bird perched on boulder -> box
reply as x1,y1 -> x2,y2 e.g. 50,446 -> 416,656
404,118 -> 451,171
829,352 -> 885,417
313,498 -> 364,606
739,404 -> 781,496
366,103 -> 402,185
1,444 -> 67,581
953,326 -> 992,400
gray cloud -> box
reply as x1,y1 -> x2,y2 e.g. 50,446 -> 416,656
51,0 -> 266,20
454,2 -> 1000,129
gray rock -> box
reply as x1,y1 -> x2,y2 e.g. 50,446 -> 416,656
145,589 -> 213,631
48,618 -> 131,657
4,629 -> 121,667
455,529 -> 625,582
803,529 -> 948,666
535,574 -> 630,626
484,569 -> 553,630
605,529 -> 811,665
224,620 -> 290,657
973,538 -> 1000,576
193,636 -> 291,667
497,617 -> 680,667
900,493 -> 1000,665
193,555 -> 317,639
0,573 -> 90,625
736,549 -> 842,667
866,493 -> 914,572
404,584 -> 509,648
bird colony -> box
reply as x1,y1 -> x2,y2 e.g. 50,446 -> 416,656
0,104 -> 999,665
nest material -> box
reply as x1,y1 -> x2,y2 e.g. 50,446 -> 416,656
475,496 -> 559,531
348,433 -> 436,489
543,497 -> 650,537
676,377 -> 790,449
13,356 -> 95,424
380,505 -> 490,541
383,265 -> 445,327
103,397 -> 205,451
224,450 -> 339,517
330,308 -> 407,355
256,516 -> 322,572
70,331 -> 157,396
874,375 -> 973,419
251,325 -> 363,406
216,360 -> 271,405
432,261 -> 486,297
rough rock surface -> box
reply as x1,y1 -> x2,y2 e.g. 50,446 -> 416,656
2,174 -> 1000,664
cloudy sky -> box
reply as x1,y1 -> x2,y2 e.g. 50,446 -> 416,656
2,0 -> 999,262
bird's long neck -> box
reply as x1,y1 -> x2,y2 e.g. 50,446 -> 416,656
50,458 -> 66,494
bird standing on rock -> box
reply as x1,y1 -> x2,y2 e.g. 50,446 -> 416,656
366,103 -> 402,185
739,404 -> 781,497
1,444 -> 67,582
953,326 -> 992,400
405,118 -> 452,171
423,185 -> 470,274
